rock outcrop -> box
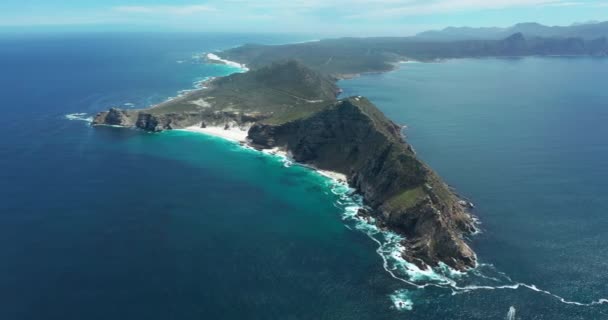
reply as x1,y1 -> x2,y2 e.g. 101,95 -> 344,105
92,108 -> 134,126
93,109 -> 268,132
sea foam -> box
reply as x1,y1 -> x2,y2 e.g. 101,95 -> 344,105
65,113 -> 93,122
389,289 -> 414,311
206,53 -> 249,72
507,306 -> 516,320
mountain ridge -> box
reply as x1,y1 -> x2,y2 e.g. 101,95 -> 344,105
416,21 -> 608,41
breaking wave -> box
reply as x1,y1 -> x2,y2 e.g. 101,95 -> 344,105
65,113 -> 92,122
322,177 -> 608,311
389,289 -> 413,311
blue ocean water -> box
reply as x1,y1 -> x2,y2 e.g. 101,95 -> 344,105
1,34 -> 607,319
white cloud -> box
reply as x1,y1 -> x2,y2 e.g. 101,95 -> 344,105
3,0 -> 599,36
350,0 -> 573,18
111,1 -> 580,19
302,0 -> 576,18
546,1 -> 584,6
113,5 -> 215,15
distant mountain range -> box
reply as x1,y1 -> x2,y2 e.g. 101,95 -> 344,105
221,32 -> 608,76
416,21 -> 608,41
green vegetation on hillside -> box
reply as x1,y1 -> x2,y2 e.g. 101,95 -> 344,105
387,187 -> 426,210
148,60 -> 339,124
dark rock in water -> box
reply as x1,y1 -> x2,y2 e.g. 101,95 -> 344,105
356,208 -> 370,218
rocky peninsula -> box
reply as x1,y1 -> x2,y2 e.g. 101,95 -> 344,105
93,59 -> 478,271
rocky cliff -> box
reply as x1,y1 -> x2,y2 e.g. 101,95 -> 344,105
249,97 -> 476,270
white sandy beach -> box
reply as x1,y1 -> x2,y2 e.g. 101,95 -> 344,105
316,170 -> 348,183
182,125 -> 249,143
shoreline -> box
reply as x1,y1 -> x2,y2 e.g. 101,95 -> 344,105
149,52 -> 249,110
180,124 -> 249,143
179,125 -> 349,183
86,50 -> 350,183
335,59 -> 421,80
175,125 -> 348,183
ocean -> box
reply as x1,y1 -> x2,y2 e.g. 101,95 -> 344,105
1,33 -> 607,319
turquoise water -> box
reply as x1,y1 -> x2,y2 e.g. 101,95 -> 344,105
1,33 -> 608,319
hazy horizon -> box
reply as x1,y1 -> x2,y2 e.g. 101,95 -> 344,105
2,0 -> 607,37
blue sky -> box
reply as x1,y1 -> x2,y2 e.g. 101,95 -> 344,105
1,0 -> 607,36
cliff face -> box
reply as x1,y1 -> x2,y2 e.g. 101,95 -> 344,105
92,109 -> 200,131
92,108 -> 135,126
249,97 -> 476,270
